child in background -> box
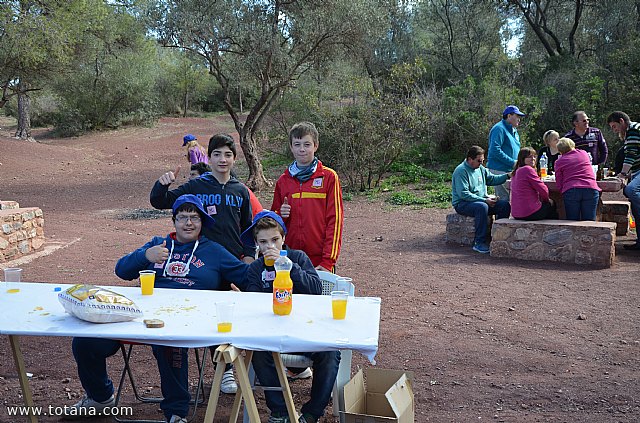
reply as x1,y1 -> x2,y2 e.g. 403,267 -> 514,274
239,211 -> 337,423
536,130 -> 560,175
554,137 -> 601,221
272,122 -> 344,272
183,134 -> 208,165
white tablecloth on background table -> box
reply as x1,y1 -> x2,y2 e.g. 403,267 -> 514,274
0,282 -> 381,363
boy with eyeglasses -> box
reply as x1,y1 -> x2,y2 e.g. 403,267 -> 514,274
68,195 -> 248,423
564,111 -> 608,165
452,145 -> 511,254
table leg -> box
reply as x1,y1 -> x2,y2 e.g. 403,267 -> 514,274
229,351 -> 253,423
203,345 -> 261,423
9,335 -> 38,423
227,348 -> 260,423
272,352 -> 299,423
550,191 -> 565,219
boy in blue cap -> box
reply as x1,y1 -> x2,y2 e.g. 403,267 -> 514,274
68,195 -> 247,423
239,211 -> 338,423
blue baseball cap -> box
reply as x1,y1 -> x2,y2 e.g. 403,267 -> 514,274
240,210 -> 287,248
172,194 -> 215,228
182,134 -> 197,146
503,105 -> 526,116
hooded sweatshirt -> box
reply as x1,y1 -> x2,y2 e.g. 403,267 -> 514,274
150,173 -> 254,259
115,234 -> 248,290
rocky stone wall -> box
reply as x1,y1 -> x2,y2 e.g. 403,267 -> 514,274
0,201 -> 45,263
445,212 -> 493,246
490,219 -> 616,268
600,200 -> 629,236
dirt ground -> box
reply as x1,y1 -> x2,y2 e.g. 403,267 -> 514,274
1,116 -> 640,423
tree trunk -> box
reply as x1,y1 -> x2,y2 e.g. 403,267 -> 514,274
15,81 -> 33,141
238,126 -> 269,192
183,89 -> 189,118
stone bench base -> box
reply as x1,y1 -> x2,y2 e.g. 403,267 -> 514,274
445,212 -> 493,246
601,200 -> 630,236
490,219 -> 616,268
1,201 -> 45,263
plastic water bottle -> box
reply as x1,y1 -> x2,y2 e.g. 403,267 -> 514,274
539,153 -> 548,178
273,250 -> 293,315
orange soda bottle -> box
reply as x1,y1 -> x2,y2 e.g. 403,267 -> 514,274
273,250 -> 293,315
630,215 -> 636,229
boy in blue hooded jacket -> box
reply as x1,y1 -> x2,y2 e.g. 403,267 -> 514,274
68,195 -> 247,423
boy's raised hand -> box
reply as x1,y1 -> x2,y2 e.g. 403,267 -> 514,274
158,165 -> 181,186
280,196 -> 291,218
145,240 -> 169,263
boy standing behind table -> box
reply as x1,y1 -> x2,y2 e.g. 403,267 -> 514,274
554,137 -> 601,221
272,122 -> 344,272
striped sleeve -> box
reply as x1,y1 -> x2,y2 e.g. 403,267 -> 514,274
624,123 -> 640,174
320,167 -> 344,270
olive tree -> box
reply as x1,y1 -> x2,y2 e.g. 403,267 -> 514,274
150,0 -> 384,191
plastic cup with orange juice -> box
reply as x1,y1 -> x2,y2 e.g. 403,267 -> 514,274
216,302 -> 234,332
4,267 -> 22,294
139,270 -> 156,295
331,291 -> 348,320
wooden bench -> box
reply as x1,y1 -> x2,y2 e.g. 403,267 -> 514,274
490,218 -> 616,268
600,200 -> 630,236
445,212 -> 493,246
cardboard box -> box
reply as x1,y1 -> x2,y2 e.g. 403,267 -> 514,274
342,368 -> 414,423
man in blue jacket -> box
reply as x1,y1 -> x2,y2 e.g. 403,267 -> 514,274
238,211 -> 338,423
452,146 -> 511,254
487,105 -> 526,200
68,195 -> 248,423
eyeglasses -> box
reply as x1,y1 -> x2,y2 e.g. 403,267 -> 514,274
579,119 -> 590,123
175,215 -> 201,224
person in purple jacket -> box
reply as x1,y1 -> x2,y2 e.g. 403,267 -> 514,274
564,111 -> 608,165
555,138 -> 602,221
510,147 -> 558,220
67,195 -> 247,423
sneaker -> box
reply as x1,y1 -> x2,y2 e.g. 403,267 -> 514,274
220,368 -> 238,394
168,416 -> 187,423
65,394 -> 115,417
267,414 -> 291,423
472,242 -> 490,254
286,367 -> 312,380
299,413 -> 318,423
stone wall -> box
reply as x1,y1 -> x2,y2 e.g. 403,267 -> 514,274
0,201 -> 45,263
490,219 -> 616,268
600,200 -> 629,236
445,212 -> 493,246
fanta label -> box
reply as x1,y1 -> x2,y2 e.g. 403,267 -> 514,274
274,289 -> 291,303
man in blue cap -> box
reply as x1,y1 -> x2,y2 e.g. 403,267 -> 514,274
487,105 -> 526,200
67,195 -> 248,423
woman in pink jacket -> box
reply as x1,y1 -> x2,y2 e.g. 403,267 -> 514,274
554,137 -> 601,221
510,147 -> 558,220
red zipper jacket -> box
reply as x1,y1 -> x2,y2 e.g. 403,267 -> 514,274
271,160 -> 344,270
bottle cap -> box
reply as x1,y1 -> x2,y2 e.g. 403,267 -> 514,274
279,250 -> 287,256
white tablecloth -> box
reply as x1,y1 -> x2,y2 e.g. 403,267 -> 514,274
0,282 -> 381,363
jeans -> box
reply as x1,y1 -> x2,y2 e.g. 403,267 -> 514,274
252,351 -> 340,418
624,172 -> 640,241
72,338 -> 191,420
563,188 -> 599,221
454,199 -> 511,245
487,169 -> 510,200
